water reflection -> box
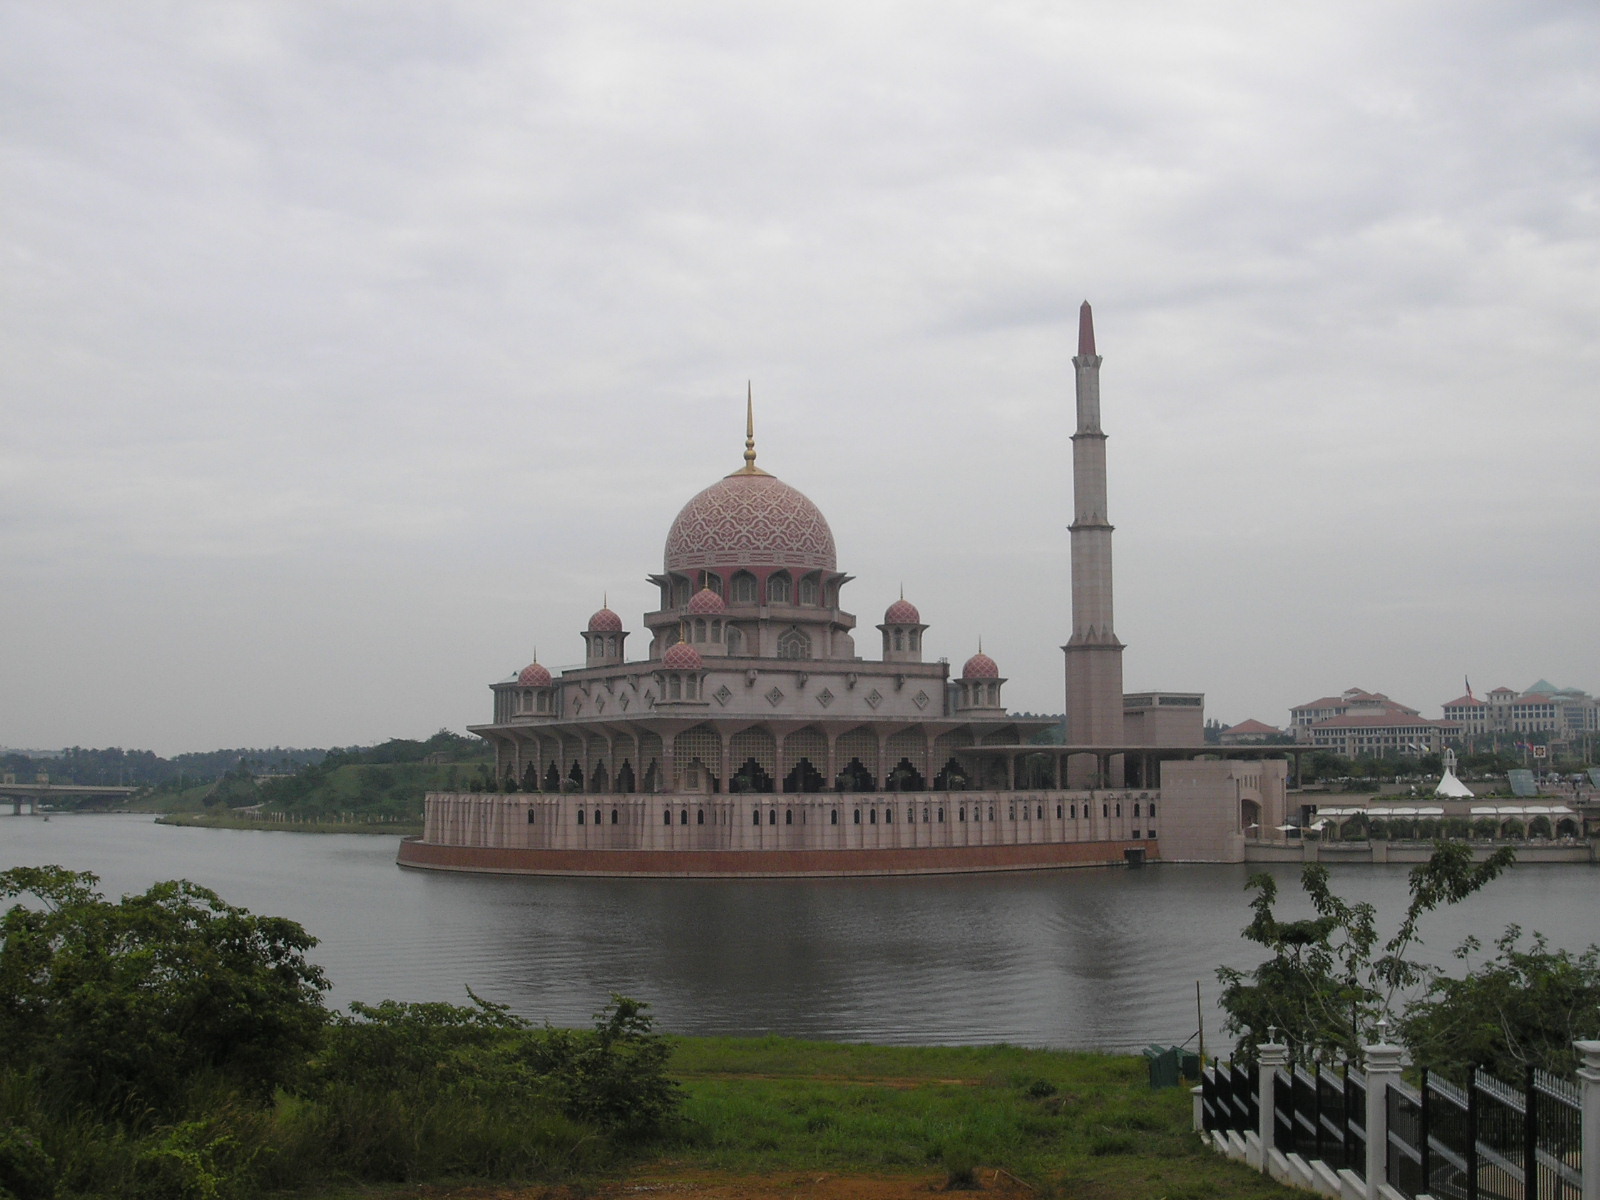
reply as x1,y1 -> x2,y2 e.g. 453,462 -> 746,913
2,815 -> 1595,1051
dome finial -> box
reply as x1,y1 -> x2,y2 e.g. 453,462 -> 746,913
732,382 -> 770,476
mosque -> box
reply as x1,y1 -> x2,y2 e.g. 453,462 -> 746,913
396,305 -> 1289,876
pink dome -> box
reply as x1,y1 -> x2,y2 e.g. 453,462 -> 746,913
587,606 -> 623,633
662,641 -> 703,670
518,661 -> 551,687
687,587 -> 727,615
665,471 -> 836,574
884,598 -> 921,624
961,651 -> 999,679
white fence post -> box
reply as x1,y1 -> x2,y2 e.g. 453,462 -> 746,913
1259,1040 -> 1288,1168
1578,1039 -> 1600,1200
1363,1041 -> 1404,1200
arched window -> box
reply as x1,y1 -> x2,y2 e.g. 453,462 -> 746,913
680,810 -> 688,825
869,809 -> 877,824
853,809 -> 861,825
831,809 -> 838,825
1008,805 -> 1015,820
798,575 -> 819,605
1037,805 -> 1043,819
769,809 -> 777,825
1115,802 -> 1122,817
1102,803 -> 1109,817
959,806 -> 966,821
704,573 -> 723,597
893,630 -> 904,651
752,810 -> 761,825
731,572 -> 757,603
685,677 -> 698,699
610,809 -> 618,824
669,676 -> 682,699
693,619 -> 706,642
697,809 -> 704,825
777,628 -> 811,660
1149,803 -> 1157,818
726,627 -> 742,655
712,621 -> 722,643
1057,804 -> 1063,819
785,809 -> 793,825
909,630 -> 920,650
885,808 -> 893,823
1133,803 -> 1141,817
663,811 -> 672,825
988,806 -> 995,820
768,573 -> 791,604
937,807 -> 944,822
577,810 -> 585,825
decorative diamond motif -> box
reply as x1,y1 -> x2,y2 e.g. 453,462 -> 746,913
714,684 -> 733,707
765,686 -> 785,707
913,689 -> 930,710
865,688 -> 883,709
595,697 -> 605,713
572,699 -> 583,714
816,688 -> 834,708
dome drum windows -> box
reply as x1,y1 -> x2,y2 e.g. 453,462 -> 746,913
767,572 -> 792,605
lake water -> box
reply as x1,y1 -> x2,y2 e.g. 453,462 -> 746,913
3,814 -> 1596,1052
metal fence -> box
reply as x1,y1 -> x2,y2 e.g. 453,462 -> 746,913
1383,1066 -> 1582,1200
1202,1055 -> 1580,1200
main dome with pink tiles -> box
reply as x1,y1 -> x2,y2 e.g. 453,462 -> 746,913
664,469 -> 836,574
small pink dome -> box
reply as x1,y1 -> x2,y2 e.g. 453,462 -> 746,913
518,661 -> 551,687
961,651 -> 999,680
588,606 -> 623,633
884,598 -> 920,624
662,641 -> 703,670
687,587 -> 727,615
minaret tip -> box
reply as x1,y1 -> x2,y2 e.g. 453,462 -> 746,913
1077,301 -> 1096,357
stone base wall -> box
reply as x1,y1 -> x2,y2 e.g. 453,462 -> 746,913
421,789 -> 1162,854
396,835 -> 1155,878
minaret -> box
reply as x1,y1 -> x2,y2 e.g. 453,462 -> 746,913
1063,302 -> 1125,778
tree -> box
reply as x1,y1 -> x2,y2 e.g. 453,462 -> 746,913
1401,926 -> 1600,1082
0,866 -> 328,1120
1217,842 -> 1515,1065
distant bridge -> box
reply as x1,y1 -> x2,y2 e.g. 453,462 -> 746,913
0,782 -> 140,815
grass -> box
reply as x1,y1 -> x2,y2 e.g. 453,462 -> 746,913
298,1036 -> 1301,1199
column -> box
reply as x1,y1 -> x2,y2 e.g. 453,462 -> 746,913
1364,1041 -> 1405,1200
1258,1040 -> 1288,1170
1578,1040 -> 1600,1200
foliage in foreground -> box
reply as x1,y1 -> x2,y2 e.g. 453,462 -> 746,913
1217,842 -> 1515,1067
0,865 -> 678,1199
1401,925 -> 1600,1081
1212,841 -> 1600,1083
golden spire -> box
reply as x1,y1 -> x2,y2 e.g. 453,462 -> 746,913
731,381 -> 770,476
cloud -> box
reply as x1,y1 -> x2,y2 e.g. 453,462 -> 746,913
1,0 -> 1596,752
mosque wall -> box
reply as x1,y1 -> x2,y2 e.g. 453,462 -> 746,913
1155,759 -> 1289,863
421,788 -> 1159,853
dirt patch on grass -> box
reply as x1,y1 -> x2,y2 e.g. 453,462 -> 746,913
399,1167 -> 1035,1200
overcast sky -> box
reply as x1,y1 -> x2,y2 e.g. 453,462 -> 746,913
3,1 -> 1596,756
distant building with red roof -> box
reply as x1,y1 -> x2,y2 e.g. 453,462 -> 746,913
1220,719 -> 1282,746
